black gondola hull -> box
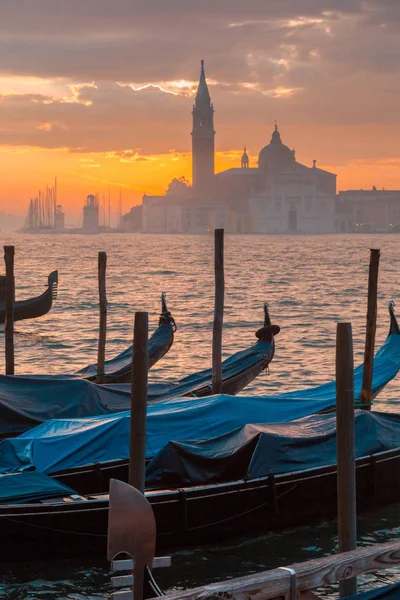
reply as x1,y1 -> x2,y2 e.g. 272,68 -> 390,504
2,447 -> 400,562
0,271 -> 58,324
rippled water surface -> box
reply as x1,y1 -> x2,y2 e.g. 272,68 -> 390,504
1,232 -> 400,598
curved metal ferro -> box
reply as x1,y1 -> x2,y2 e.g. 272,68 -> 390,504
48,270 -> 58,299
108,478 -> 157,600
263,301 -> 271,327
159,292 -> 177,331
161,291 -> 168,315
388,301 -> 400,336
257,303 -> 280,342
0,269 -> 58,324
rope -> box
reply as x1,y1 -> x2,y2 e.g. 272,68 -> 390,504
3,516 -> 107,537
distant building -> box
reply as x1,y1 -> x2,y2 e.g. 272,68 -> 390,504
54,204 -> 65,230
142,195 -> 237,233
137,60 -> 338,234
247,128 -> 337,234
337,188 -> 400,232
83,194 -> 99,232
142,195 -> 168,233
121,205 -> 142,232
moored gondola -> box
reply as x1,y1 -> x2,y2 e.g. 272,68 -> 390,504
107,302 -> 279,400
2,302 -> 397,488
0,270 -> 58,324
0,305 -> 277,438
77,292 -> 177,383
1,410 -> 400,562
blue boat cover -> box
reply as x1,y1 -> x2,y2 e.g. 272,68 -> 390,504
0,375 -> 128,436
0,335 -> 273,437
0,394 -> 333,474
342,583 -> 400,599
0,470 -> 74,503
1,389 -> 399,477
145,410 -> 400,486
0,326 -> 399,439
276,328 -> 400,402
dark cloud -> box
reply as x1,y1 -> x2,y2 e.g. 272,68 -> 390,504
0,1 -> 397,81
0,0 -> 399,164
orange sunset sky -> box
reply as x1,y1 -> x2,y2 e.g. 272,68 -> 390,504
1,1 -> 400,223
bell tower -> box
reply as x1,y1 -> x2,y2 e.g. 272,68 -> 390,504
191,60 -> 215,192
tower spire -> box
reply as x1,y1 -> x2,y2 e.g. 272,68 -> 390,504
191,60 -> 215,191
195,58 -> 211,106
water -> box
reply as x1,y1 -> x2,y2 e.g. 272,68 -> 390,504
1,232 -> 400,598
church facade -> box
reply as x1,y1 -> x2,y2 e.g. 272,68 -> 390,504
141,61 -> 338,234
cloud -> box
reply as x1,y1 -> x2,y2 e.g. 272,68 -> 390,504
105,150 -> 157,163
0,0 -> 399,190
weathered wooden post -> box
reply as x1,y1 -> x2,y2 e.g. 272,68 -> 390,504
360,248 -> 380,409
4,246 -> 15,375
212,228 -> 224,394
129,311 -> 149,493
336,322 -> 357,597
97,251 -> 107,384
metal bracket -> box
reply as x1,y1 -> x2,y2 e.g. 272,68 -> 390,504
278,566 -> 297,600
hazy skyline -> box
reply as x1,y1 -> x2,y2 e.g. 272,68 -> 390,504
1,0 -> 400,218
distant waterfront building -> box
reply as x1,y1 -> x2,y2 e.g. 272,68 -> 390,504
121,205 -> 142,232
247,127 -> 337,234
54,204 -> 65,230
142,194 -> 237,233
137,60 -> 338,234
83,194 -> 99,232
337,188 -> 400,232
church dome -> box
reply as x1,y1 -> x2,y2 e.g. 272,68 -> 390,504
258,124 -> 295,173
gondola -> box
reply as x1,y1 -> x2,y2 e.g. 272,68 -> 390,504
0,305 -> 277,438
0,270 -> 58,324
2,302 -> 398,486
107,302 -> 279,400
77,292 -> 177,383
1,410 -> 400,562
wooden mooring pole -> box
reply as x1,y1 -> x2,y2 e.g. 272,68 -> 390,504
360,248 -> 380,409
129,311 -> 149,493
4,246 -> 15,375
212,228 -> 224,395
336,322 -> 357,598
97,251 -> 107,384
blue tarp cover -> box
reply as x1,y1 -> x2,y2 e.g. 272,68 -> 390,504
0,470 -> 74,503
0,375 -> 126,436
1,396 -> 400,478
0,394 -> 335,474
342,583 -> 400,599
145,410 -> 400,486
276,328 -> 400,402
0,336 -> 273,436
0,328 -> 399,439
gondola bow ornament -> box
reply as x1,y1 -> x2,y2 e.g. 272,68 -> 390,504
108,478 -> 156,600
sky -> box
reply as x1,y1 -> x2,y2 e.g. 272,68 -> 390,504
1,0 -> 400,222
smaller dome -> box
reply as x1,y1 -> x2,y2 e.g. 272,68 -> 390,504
258,124 -> 295,173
